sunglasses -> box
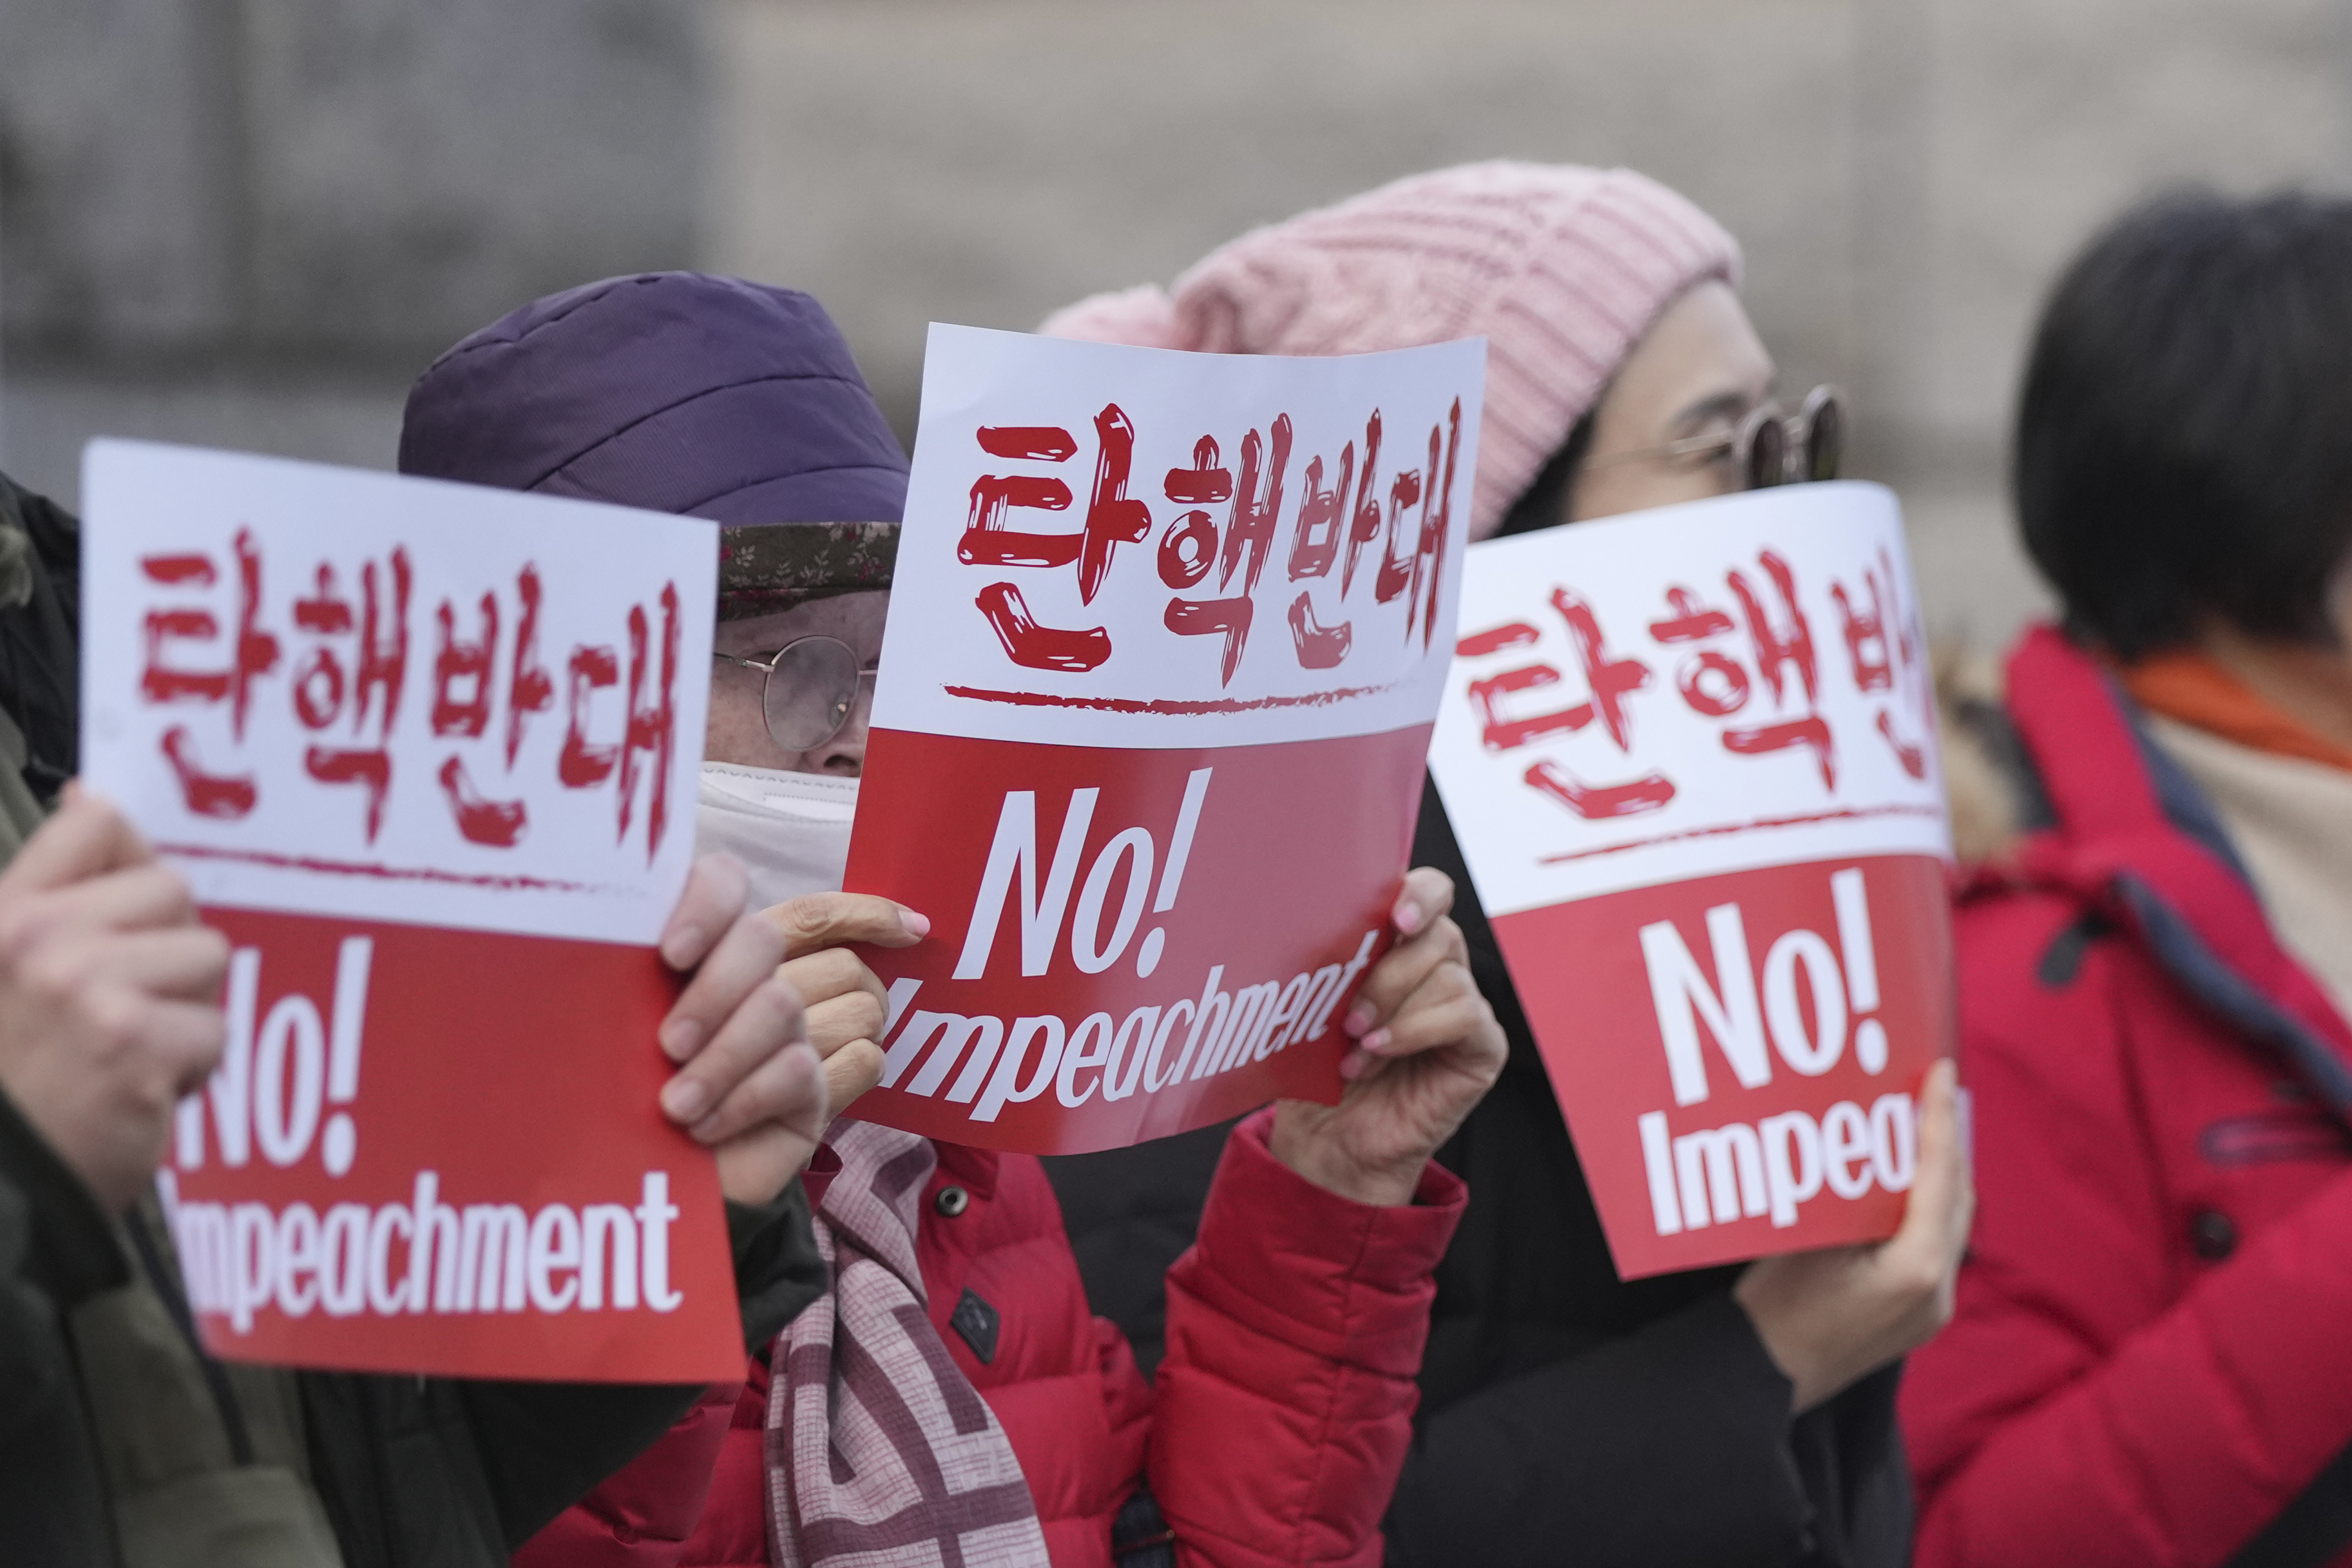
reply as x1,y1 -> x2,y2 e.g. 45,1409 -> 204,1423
1588,385 -> 1845,492
712,635 -> 879,752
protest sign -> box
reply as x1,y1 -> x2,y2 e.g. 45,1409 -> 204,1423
844,326 -> 1484,1154
81,439 -> 740,1381
1428,481 -> 1952,1278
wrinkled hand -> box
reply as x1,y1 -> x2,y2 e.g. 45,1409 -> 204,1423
655,857 -> 928,1205
0,787 -> 230,1211
757,891 -> 928,1118
653,856 -> 821,1206
1270,868 -> 1506,1207
1733,1058 -> 1974,1413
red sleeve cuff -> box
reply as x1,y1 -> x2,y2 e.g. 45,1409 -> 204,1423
1169,1106 -> 1465,1377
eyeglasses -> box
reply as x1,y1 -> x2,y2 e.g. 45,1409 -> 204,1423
712,635 -> 879,752
1588,385 -> 1844,492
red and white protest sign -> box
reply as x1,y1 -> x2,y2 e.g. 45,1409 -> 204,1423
1428,482 -> 1953,1277
81,440 -> 740,1381
845,326 -> 1484,1154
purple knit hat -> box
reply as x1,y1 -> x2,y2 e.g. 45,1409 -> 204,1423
399,272 -> 907,618
1043,162 -> 1740,540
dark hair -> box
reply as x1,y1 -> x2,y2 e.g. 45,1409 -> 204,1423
2017,189 -> 2352,658
1495,412 -> 1599,537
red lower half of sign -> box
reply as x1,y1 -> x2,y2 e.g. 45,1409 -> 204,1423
843,723 -> 1433,1154
1491,853 -> 1955,1279
164,908 -> 740,1382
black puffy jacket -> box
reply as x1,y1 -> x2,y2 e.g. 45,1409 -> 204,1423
1049,779 -> 1914,1568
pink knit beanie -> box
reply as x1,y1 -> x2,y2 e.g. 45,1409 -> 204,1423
1041,162 -> 1741,539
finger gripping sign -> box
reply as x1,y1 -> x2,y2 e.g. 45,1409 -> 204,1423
81,439 -> 739,1381
846,326 -> 1484,1153
1429,482 -> 1954,1277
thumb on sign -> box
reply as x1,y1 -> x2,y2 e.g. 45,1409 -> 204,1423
766,890 -> 932,1114
654,855 -> 930,1205
1270,867 -> 1507,1208
1731,1058 -> 1973,1413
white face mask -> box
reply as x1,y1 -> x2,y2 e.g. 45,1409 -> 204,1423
695,762 -> 858,911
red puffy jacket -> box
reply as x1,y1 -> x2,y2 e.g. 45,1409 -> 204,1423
1902,627 -> 2352,1567
517,1107 -> 1464,1567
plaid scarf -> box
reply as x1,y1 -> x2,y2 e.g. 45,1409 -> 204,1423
767,1120 -> 1048,1568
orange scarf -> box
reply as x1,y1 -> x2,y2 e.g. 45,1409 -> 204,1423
2121,651 -> 2352,775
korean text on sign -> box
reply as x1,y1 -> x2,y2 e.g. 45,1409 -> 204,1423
846,326 -> 1486,1154
1428,481 -> 1954,1278
81,441 -> 738,1381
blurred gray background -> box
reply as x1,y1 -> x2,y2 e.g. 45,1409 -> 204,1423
6,0 -> 2347,649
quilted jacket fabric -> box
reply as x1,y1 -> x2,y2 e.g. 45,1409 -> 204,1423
1904,626 -> 2352,1568
516,1107 -> 1466,1568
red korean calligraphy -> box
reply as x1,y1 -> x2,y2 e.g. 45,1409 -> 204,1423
130,539 -> 682,862
1722,552 -> 1833,789
1832,547 -> 1932,781
962,399 -> 1465,686
1453,544 -> 1909,823
555,582 -> 682,861
1464,589 -> 1673,821
288,550 -> 412,839
142,532 -> 281,819
965,420 -> 1109,673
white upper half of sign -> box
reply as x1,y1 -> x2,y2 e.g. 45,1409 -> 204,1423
1429,482 -> 1951,917
81,440 -> 716,944
873,325 -> 1486,749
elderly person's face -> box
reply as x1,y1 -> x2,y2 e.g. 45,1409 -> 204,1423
705,589 -> 890,776
1561,280 -> 1777,524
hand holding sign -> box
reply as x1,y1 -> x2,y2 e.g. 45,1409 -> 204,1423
1734,1058 -> 1973,1411
1430,481 -> 1956,1277
654,875 -> 933,1203
0,789 -> 231,1210
846,327 -> 1486,1154
760,890 -> 932,1114
1272,868 -> 1504,1207
85,441 -> 745,1382
651,856 -> 824,1205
